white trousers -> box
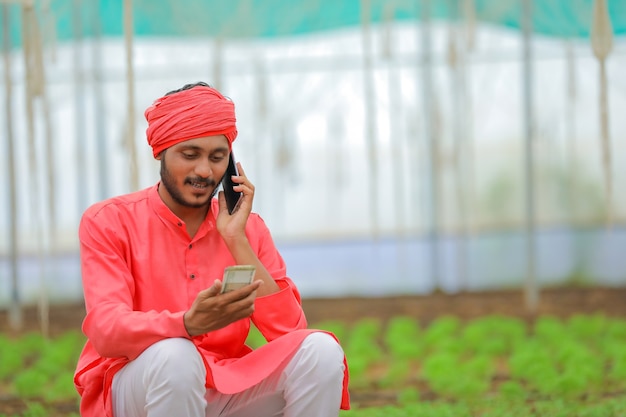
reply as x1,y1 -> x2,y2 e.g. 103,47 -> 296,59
111,332 -> 345,417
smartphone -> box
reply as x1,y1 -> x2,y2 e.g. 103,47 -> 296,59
221,265 -> 256,293
222,152 -> 242,214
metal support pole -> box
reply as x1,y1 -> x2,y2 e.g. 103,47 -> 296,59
361,0 -> 379,238
72,0 -> 88,210
448,0 -> 468,291
124,0 -> 139,192
384,4 -> 404,233
591,0 -> 614,228
522,0 -> 538,313
212,37 -> 223,91
565,41 -> 577,223
2,3 -> 22,330
92,0 -> 109,200
23,0 -> 50,336
253,58 -> 267,214
420,0 -> 440,290
383,4 -> 408,271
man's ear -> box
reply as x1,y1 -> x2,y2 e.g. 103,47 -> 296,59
155,149 -> 165,161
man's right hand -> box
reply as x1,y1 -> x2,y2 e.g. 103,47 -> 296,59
183,279 -> 263,337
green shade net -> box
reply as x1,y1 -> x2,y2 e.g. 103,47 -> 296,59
2,0 -> 626,48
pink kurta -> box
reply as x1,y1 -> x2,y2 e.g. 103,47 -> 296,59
74,184 -> 350,416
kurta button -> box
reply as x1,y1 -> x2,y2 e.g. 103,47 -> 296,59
188,244 -> 192,249
190,274 -> 196,280
177,222 -> 182,226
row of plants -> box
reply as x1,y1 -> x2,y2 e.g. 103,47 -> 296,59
2,313 -> 626,416
340,397 -> 626,417
252,313 -> 626,415
0,330 -> 82,417
356,313 -> 626,415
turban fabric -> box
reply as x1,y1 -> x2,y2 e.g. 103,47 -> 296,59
145,85 -> 238,158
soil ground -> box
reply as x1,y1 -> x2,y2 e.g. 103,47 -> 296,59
2,285 -> 626,415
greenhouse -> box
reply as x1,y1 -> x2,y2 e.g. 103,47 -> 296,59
1,0 -> 626,415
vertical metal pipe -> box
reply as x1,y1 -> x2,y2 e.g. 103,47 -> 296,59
361,0 -> 379,238
522,0 -> 538,313
419,0 -> 440,290
3,3 -> 22,330
384,4 -> 403,233
462,0 -> 476,234
21,1 -> 51,335
591,0 -> 614,228
254,58 -> 267,214
124,0 -> 139,192
92,0 -> 109,200
597,59 -> 611,226
275,121 -> 289,231
41,0 -> 57,263
212,37 -> 223,91
23,3 -> 45,333
41,1 -> 55,230
40,90 -> 53,339
31,5 -> 51,338
448,0 -> 468,291
72,0 -> 88,210
327,110 -> 345,227
384,4 -> 408,275
19,1 -> 50,336
565,41 -> 577,223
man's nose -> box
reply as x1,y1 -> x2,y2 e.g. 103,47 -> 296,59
195,159 -> 212,177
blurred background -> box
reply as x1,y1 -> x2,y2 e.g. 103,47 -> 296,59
1,0 -> 625,322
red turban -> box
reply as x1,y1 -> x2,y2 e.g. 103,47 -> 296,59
145,85 -> 238,158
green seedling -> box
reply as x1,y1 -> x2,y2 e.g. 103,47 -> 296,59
345,318 -> 384,363
498,380 -> 527,401
43,371 -> 79,403
384,316 -> 422,360
396,387 -> 420,405
0,345 -> 24,380
567,314 -> 608,342
379,359 -> 412,388
13,369 -> 48,399
461,315 -> 526,357
422,316 -> 460,351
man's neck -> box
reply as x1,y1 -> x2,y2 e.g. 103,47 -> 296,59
157,184 -> 211,234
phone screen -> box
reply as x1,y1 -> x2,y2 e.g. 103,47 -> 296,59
222,152 -> 242,214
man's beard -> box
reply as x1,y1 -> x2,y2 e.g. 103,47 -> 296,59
160,157 -> 220,208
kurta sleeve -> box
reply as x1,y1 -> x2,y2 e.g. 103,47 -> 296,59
246,214 -> 308,340
79,206 -> 190,360
252,278 -> 308,340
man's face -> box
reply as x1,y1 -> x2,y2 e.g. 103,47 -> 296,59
157,135 -> 230,212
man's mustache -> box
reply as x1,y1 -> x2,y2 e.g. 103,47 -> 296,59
185,177 -> 216,187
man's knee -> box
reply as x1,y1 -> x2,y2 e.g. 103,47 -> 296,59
296,332 -> 345,381
304,332 -> 344,360
144,338 -> 205,386
113,338 -> 206,416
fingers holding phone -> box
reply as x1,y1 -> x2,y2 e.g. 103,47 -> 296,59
220,265 -> 256,293
184,273 -> 261,337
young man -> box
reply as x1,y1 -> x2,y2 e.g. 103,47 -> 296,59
74,82 -> 350,417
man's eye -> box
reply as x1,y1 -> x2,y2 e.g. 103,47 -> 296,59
211,155 -> 226,162
183,153 -> 197,159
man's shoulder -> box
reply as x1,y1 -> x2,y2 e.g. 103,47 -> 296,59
83,187 -> 153,220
